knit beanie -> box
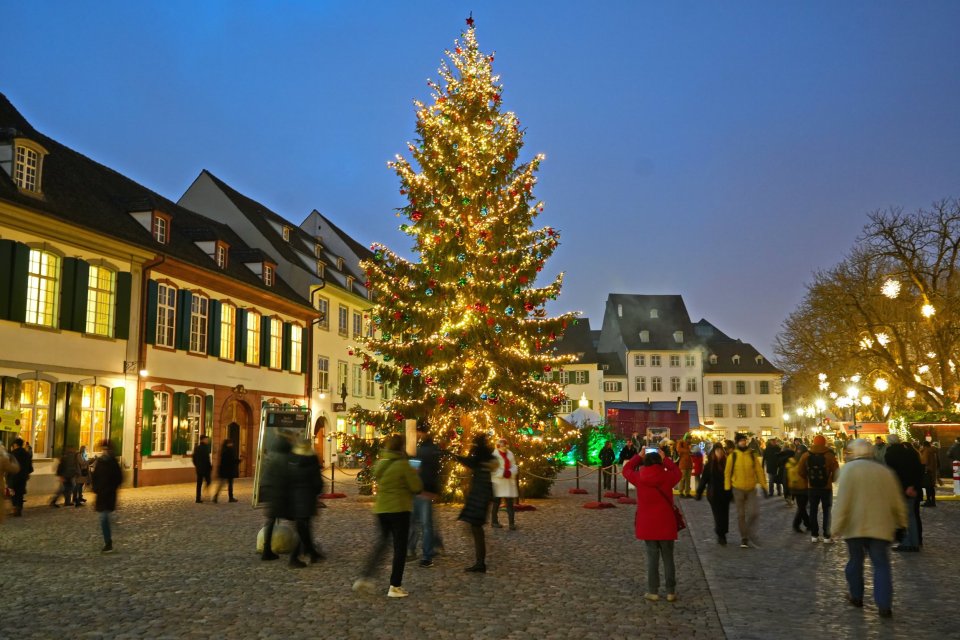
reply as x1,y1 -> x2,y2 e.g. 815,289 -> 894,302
813,435 -> 827,446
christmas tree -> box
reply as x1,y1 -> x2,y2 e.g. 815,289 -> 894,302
354,16 -> 577,458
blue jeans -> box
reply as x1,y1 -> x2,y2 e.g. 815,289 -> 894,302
902,494 -> 921,547
408,495 -> 435,561
99,511 -> 112,544
808,488 -> 833,538
844,538 -> 892,609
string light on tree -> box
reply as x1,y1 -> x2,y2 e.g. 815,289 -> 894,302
881,279 -> 901,299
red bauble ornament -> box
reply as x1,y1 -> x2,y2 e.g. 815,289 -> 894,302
402,364 -> 414,376
412,211 -> 423,222
348,349 -> 354,356
544,365 -> 552,372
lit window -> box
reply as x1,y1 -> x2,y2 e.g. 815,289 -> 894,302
85,266 -> 116,336
26,249 -> 60,327
670,377 -> 681,392
736,404 -> 748,418
263,264 -> 274,287
246,312 -> 261,365
317,356 -> 330,391
270,318 -> 283,369
635,376 -> 646,392
652,377 -> 662,392
219,303 -> 236,360
215,244 -> 228,269
290,324 -> 303,372
152,214 -> 169,244
634,354 -> 645,367
152,391 -> 171,454
189,294 -> 209,354
687,378 -> 697,392
187,394 -> 203,453
156,283 -> 177,347
19,379 -> 51,455
651,355 -> 661,367
670,355 -> 680,367
79,385 -> 109,451
282,226 -> 291,242
338,305 -> 348,336
13,145 -> 42,192
353,311 -> 362,337
759,404 -> 771,418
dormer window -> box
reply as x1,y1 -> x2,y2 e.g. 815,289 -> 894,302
673,331 -> 683,343
732,355 -> 741,365
337,257 -> 345,271
316,260 -> 326,278
215,242 -> 229,269
650,309 -> 658,319
639,330 -> 649,343
346,276 -> 354,292
709,354 -> 718,365
13,141 -> 47,194
755,355 -> 764,365
315,243 -> 323,258
617,304 -> 623,317
152,212 -> 171,244
280,226 -> 290,242
263,263 -> 275,287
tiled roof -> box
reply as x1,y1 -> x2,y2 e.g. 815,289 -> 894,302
702,340 -> 782,374
605,293 -> 701,350
0,94 -> 310,308
554,318 -> 596,361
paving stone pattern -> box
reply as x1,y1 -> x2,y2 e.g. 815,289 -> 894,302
4,470 -> 957,639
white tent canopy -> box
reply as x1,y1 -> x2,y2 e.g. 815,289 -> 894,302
563,406 -> 602,428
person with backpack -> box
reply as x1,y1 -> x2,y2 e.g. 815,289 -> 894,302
761,438 -> 783,498
724,433 -> 766,548
798,434 -> 839,543
784,444 -> 810,533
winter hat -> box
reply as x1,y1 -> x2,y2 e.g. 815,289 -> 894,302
813,435 -> 827,446
846,438 -> 873,460
886,434 -> 901,445
735,433 -> 748,443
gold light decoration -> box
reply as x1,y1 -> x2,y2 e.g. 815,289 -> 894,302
873,378 -> 889,392
881,278 -> 901,298
921,303 -> 936,317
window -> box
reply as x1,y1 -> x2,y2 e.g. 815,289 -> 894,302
156,283 -> 177,347
315,295 -> 329,330
317,261 -> 325,278
14,144 -> 43,192
215,244 -> 228,269
557,371 -> 570,384
263,264 -> 275,287
337,361 -> 348,397
713,404 -> 725,418
315,243 -> 323,258
85,265 -> 116,336
759,403 -> 772,418
635,376 -> 646,392
604,381 -> 622,392
732,355 -> 741,365
352,364 -> 363,396
639,330 -> 649,343
652,377 -> 662,392
189,294 -> 209,354
79,385 -> 108,451
687,378 -> 698,392
152,390 -> 171,454
290,324 -> 303,372
634,354 -> 645,367
152,213 -> 169,244
709,354 -> 718,365
186,394 -> 203,453
346,276 -> 355,292
26,249 -> 60,327
670,355 -> 680,367
560,398 -> 575,413
712,381 -> 723,395
381,383 -> 391,401
755,355 -> 764,365
336,257 -> 344,270
19,379 -> 51,455
572,371 -> 588,384
353,311 -> 362,338
219,303 -> 236,360
651,355 -> 661,367
317,356 -> 330,391
685,355 -> 696,368
670,377 -> 681,392
282,226 -> 291,242
245,312 -> 261,365
365,369 -> 375,397
269,317 -> 283,369
338,305 -> 349,336
736,404 -> 748,418
735,381 -> 746,395
673,331 -> 683,343
650,309 -> 658,319
759,381 -> 770,394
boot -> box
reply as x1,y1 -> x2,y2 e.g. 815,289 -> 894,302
465,562 -> 487,572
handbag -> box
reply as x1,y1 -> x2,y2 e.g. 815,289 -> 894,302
656,485 -> 687,531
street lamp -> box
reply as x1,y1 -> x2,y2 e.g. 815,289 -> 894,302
846,385 -> 861,438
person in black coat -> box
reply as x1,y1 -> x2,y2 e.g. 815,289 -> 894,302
286,439 -> 325,568
213,438 -> 240,503
456,433 -> 496,573
761,440 -> 782,497
409,430 -> 445,564
91,440 -> 123,553
599,442 -> 616,489
884,435 -> 924,551
192,435 -> 212,503
696,443 -> 732,545
261,435 -> 295,561
8,438 -> 32,517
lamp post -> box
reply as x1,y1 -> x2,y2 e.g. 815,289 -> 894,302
846,385 -> 861,439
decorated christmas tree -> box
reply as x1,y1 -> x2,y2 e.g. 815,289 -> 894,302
353,17 -> 578,473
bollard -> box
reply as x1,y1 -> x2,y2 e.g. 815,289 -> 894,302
953,460 -> 960,496
597,462 -> 603,502
613,464 -> 618,493
575,462 -> 581,490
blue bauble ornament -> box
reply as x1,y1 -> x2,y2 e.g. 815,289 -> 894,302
425,288 -> 434,296
505,306 -> 514,316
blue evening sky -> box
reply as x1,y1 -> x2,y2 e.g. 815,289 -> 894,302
4,1 -> 959,357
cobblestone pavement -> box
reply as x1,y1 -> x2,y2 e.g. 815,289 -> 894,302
7,469 -> 957,640
682,486 -> 960,640
4,470 -> 723,640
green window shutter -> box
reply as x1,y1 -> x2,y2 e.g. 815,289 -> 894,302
114,272 -> 133,340
59,258 -> 78,330
282,322 -> 292,371
0,239 -> 14,320
9,242 -> 30,323
172,392 -> 188,454
236,310 -> 247,362
73,260 -> 90,332
205,394 -> 214,438
176,290 -> 192,351
145,280 -> 158,345
53,382 -> 69,458
141,389 -> 154,456
1,376 -> 22,410
260,318 -> 272,367
110,387 -> 125,451
208,300 -> 221,357
301,327 -> 309,374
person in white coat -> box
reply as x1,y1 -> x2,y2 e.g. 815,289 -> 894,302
491,438 -> 519,530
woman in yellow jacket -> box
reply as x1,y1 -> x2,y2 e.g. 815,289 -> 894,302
784,444 -> 810,533
724,433 -> 766,548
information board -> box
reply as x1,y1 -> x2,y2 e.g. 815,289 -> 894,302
251,406 -> 311,507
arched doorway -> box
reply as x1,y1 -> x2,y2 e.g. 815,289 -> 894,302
221,397 -> 253,477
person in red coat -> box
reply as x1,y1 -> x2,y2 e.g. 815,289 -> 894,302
623,449 -> 683,602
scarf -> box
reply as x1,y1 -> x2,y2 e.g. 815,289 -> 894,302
498,450 -> 511,478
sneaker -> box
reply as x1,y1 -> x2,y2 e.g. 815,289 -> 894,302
387,585 -> 409,598
643,593 -> 660,602
823,537 -> 834,544
740,539 -> 749,548
811,536 -> 820,543
352,578 -> 375,593
666,593 -> 678,602
419,559 -> 434,568
101,543 -> 114,554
